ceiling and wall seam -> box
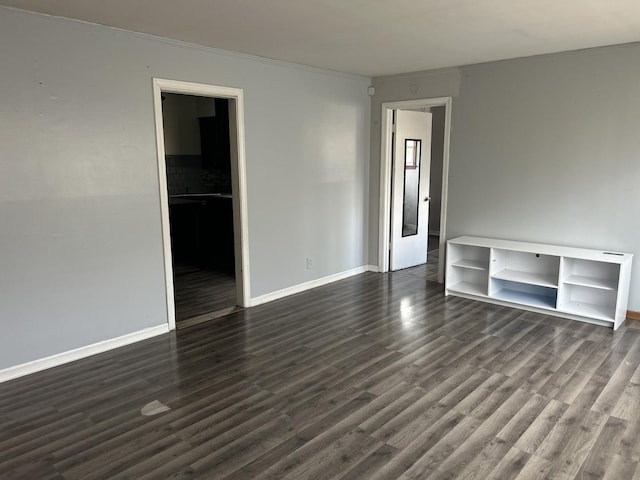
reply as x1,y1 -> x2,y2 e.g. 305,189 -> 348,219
0,5 -> 371,81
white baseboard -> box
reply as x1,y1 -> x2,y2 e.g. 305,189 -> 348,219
0,324 -> 169,383
1,264 -> 382,382
251,265 -> 377,307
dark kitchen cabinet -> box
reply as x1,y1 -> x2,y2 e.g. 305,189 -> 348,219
169,197 -> 234,272
200,99 -> 231,171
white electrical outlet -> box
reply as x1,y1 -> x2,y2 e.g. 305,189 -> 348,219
306,257 -> 313,269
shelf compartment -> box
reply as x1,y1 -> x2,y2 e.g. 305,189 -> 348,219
447,281 -> 487,297
446,265 -> 488,297
490,279 -> 557,310
561,258 -> 620,292
491,249 -> 560,288
557,283 -> 616,322
558,301 -> 615,323
491,269 -> 558,288
447,244 -> 490,271
451,258 -> 487,271
446,244 -> 489,296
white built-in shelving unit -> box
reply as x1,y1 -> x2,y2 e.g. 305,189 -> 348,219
445,236 -> 633,330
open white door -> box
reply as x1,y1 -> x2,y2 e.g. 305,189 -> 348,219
390,110 -> 432,271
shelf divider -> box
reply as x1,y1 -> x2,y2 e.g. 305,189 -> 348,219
451,259 -> 487,271
563,274 -> 617,291
491,268 -> 558,288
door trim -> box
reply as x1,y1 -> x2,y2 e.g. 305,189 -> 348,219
378,97 -> 452,282
152,78 -> 251,331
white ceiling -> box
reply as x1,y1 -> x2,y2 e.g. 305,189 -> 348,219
2,0 -> 640,77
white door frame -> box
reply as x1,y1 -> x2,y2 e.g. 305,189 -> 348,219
152,78 -> 251,331
378,97 -> 452,283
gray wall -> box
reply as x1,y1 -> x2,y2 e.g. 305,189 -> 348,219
0,8 -> 370,369
370,43 -> 640,310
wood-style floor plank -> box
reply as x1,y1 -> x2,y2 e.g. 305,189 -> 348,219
2,267 -> 640,479
173,262 -> 237,323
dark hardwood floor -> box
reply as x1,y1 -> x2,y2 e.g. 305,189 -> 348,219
401,247 -> 439,283
173,262 -> 236,324
2,270 -> 640,479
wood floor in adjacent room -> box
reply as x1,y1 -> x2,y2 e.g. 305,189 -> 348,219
2,270 -> 640,479
173,262 -> 237,324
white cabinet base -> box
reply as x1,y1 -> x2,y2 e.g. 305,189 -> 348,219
446,236 -> 633,330
449,290 -> 615,329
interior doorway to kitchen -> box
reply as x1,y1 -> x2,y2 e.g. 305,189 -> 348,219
152,79 -> 250,331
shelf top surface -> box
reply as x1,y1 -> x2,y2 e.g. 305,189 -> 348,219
492,268 -> 558,288
449,236 -> 633,264
451,258 -> 487,270
564,274 -> 617,290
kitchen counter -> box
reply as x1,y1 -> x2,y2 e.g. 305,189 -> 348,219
171,193 -> 232,199
169,193 -> 232,206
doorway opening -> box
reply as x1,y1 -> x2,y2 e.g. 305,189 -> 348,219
378,97 -> 452,283
152,79 -> 251,331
